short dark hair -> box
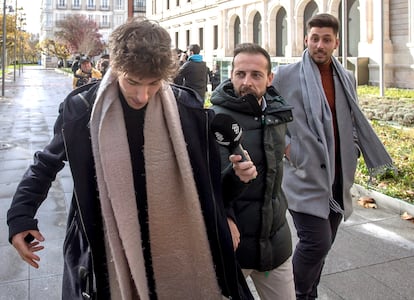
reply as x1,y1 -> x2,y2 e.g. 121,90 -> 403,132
232,43 -> 272,75
188,44 -> 200,54
109,19 -> 176,80
306,13 -> 339,36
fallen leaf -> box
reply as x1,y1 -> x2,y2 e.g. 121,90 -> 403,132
378,182 -> 388,188
401,211 -> 414,220
406,190 -> 414,196
357,196 -> 377,209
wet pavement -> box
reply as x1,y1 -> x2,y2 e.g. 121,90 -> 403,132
1,66 -> 414,299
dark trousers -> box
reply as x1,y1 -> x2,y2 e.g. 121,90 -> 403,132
290,209 -> 343,300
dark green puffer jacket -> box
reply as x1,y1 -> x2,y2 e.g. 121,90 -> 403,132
210,79 -> 293,271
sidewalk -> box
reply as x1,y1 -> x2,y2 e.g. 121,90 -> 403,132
1,66 -> 414,300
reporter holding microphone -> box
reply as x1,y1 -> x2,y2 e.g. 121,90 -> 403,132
210,43 -> 295,300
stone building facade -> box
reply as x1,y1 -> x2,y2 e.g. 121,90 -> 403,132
147,0 -> 414,89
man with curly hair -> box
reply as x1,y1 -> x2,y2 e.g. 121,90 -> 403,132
7,19 -> 256,300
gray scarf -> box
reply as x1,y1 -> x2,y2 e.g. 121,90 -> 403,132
301,49 -> 394,178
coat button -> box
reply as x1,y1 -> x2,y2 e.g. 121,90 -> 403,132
320,164 -> 326,169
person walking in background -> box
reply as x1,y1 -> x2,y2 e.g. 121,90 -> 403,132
175,48 -> 187,66
209,63 -> 221,91
272,13 -> 394,300
210,43 -> 295,300
7,19 -> 255,300
71,55 -> 81,74
72,56 -> 102,89
174,43 -> 208,101
96,54 -> 110,77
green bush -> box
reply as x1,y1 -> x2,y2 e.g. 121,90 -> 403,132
358,85 -> 414,99
355,89 -> 414,204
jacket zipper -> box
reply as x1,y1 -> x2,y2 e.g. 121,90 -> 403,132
204,111 -> 233,299
62,127 -> 96,298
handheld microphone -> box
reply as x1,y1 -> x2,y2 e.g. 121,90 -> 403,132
210,113 -> 249,162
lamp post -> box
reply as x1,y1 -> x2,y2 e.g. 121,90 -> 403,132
13,0 -> 16,81
17,13 -> 24,75
2,0 -> 7,96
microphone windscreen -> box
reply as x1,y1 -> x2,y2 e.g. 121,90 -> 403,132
210,113 -> 243,149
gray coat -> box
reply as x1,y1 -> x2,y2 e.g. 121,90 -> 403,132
272,61 -> 359,220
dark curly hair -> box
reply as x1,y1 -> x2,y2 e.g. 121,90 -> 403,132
109,18 -> 177,80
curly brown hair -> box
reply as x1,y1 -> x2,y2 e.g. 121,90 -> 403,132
109,18 -> 177,80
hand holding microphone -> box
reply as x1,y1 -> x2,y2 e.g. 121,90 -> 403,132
210,113 -> 250,161
211,113 -> 257,182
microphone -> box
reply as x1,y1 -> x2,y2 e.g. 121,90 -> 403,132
210,113 -> 249,162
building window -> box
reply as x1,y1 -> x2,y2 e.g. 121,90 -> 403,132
134,0 -> 145,13
234,17 -> 241,47
101,0 -> 109,9
199,28 -> 204,50
175,32 -> 179,49
339,0 -> 360,57
72,0 -> 80,8
115,0 -> 124,10
186,30 -> 190,48
253,12 -> 262,45
45,12 -> 53,27
87,0 -> 95,9
303,1 -> 318,40
101,15 -> 110,27
58,0 -> 66,8
276,8 -> 287,56
213,25 -> 218,49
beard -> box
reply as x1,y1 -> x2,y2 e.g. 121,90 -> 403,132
239,87 -> 258,99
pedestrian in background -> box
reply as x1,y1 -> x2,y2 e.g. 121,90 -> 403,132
72,56 -> 102,89
7,19 -> 255,300
209,62 -> 221,91
174,43 -> 208,101
272,13 -> 394,300
210,43 -> 295,300
96,54 -> 110,77
71,55 -> 81,74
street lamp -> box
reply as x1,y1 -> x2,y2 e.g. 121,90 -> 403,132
2,0 -> 7,96
17,13 -> 24,75
12,3 -> 23,81
1,1 -> 15,96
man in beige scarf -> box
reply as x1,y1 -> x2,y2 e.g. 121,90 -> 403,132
8,19 -> 257,300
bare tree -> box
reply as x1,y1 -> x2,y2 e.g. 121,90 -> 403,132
55,14 -> 105,57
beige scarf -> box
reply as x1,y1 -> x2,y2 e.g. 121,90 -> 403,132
90,71 -> 221,299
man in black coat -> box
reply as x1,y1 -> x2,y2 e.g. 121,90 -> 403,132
7,19 -> 255,300
211,43 -> 295,300
174,44 -> 209,101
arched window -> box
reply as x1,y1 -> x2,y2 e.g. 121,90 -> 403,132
253,12 -> 262,45
276,8 -> 287,56
304,1 -> 319,38
234,17 -> 241,47
339,0 -> 360,56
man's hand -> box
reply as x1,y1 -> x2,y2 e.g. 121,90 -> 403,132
230,154 -> 258,183
11,230 -> 45,269
227,218 -> 240,251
